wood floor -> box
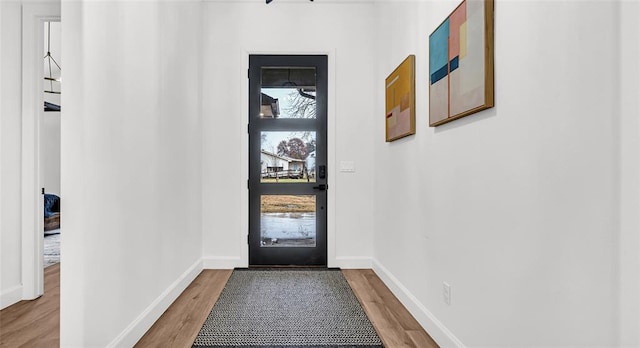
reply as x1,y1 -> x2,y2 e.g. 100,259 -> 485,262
343,269 -> 439,348
134,270 -> 233,347
0,265 -> 438,348
0,264 -> 60,348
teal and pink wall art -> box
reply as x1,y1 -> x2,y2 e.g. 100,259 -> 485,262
429,0 -> 494,127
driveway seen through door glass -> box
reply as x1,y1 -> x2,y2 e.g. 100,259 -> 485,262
260,195 -> 316,248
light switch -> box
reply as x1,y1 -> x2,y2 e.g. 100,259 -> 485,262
339,161 -> 355,173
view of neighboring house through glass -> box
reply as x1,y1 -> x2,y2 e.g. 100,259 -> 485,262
260,67 -> 316,119
260,131 -> 316,183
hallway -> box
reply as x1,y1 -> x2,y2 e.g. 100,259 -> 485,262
1,0 -> 638,346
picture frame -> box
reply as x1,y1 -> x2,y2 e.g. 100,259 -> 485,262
385,55 -> 416,142
429,0 -> 494,127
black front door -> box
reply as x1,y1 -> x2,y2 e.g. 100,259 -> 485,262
248,55 -> 328,266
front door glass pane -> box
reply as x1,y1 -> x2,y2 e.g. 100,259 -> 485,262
261,195 -> 316,248
260,67 -> 316,119
260,131 -> 316,183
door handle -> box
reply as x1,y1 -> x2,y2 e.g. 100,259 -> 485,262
313,184 -> 327,191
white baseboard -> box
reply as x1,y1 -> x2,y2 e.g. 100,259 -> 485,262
331,256 -> 372,269
372,259 -> 465,348
0,285 -> 23,310
203,256 -> 244,269
106,259 -> 203,348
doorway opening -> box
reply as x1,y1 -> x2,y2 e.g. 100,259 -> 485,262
20,2 -> 61,301
248,55 -> 328,266
42,20 -> 61,269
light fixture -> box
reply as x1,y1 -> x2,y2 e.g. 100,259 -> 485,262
44,22 -> 61,96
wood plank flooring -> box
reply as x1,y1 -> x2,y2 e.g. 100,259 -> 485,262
0,266 -> 438,348
343,269 -> 439,348
134,270 -> 232,347
0,264 -> 60,348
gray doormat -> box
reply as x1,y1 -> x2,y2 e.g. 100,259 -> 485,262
192,268 -> 383,348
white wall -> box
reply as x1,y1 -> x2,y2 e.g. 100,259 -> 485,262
0,1 -> 26,309
43,113 -> 61,196
60,1 -> 203,346
619,1 -> 640,345
372,0 -> 627,346
0,0 -> 3,305
201,1 -> 376,268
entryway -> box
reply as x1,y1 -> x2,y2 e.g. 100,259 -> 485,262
248,55 -> 328,266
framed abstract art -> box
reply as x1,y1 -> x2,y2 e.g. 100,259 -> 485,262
429,0 -> 494,127
385,55 -> 416,141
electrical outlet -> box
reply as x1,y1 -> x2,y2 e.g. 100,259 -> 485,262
443,282 -> 451,306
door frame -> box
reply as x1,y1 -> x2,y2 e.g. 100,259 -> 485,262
239,49 -> 337,268
21,2 -> 61,300
248,54 -> 328,266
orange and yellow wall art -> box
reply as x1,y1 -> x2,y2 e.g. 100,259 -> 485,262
385,55 -> 416,142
